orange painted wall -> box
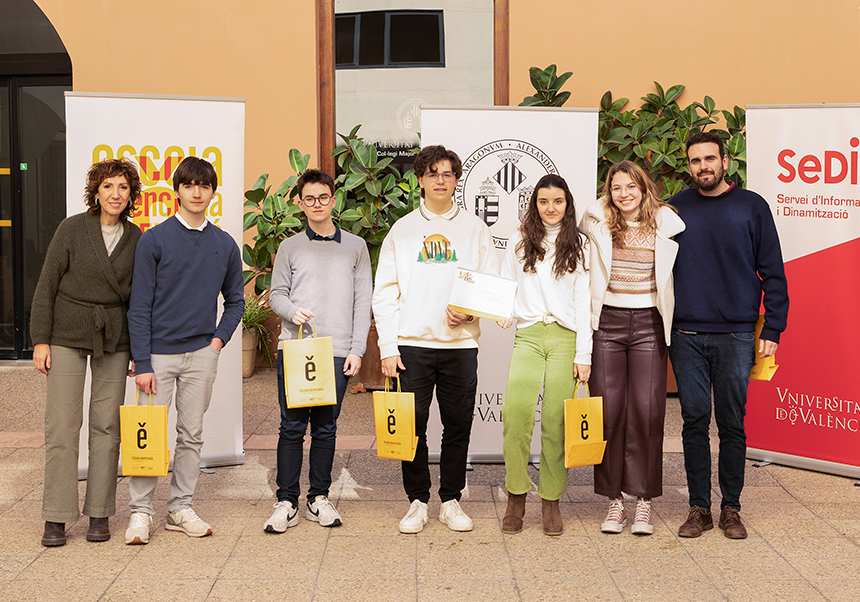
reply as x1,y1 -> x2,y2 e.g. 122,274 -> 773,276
35,0 -> 320,200
508,0 -> 860,114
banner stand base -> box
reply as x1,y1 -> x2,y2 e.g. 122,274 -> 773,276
79,452 -> 247,480
747,447 -> 860,479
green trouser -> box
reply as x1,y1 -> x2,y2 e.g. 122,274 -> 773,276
502,322 -> 577,501
43,345 -> 130,522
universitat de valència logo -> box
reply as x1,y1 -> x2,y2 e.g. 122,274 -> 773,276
455,139 -> 559,249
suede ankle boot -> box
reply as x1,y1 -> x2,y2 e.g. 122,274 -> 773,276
542,498 -> 563,536
41,521 -> 66,547
502,492 -> 527,534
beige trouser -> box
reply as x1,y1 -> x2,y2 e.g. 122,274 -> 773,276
128,346 -> 220,515
42,345 -> 130,523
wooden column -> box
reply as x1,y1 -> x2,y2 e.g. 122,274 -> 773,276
494,0 -> 510,106
317,0 -> 336,175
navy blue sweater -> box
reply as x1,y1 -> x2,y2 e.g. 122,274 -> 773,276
128,216 -> 244,373
669,184 -> 789,342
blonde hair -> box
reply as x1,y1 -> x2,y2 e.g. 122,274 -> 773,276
601,161 -> 672,247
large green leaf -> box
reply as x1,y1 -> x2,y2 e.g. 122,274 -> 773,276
344,173 -> 365,190
242,244 -> 256,267
289,149 -> 308,174
243,211 -> 259,232
664,84 -> 685,105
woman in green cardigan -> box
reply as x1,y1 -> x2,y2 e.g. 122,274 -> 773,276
31,158 -> 143,546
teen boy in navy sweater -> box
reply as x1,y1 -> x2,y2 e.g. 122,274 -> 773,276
125,156 -> 244,545
669,132 -> 788,541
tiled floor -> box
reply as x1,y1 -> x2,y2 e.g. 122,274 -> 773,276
2,363 -> 860,601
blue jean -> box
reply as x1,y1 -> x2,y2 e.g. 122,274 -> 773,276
669,330 -> 756,511
275,350 -> 347,506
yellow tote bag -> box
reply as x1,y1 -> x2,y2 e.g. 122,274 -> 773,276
373,377 -> 418,461
564,382 -> 608,468
120,390 -> 171,477
283,319 -> 337,408
750,314 -> 779,381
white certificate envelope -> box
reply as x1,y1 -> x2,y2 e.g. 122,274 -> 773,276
448,268 -> 517,321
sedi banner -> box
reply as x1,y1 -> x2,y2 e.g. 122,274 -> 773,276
747,105 -> 860,478
65,92 -> 246,476
421,106 -> 598,462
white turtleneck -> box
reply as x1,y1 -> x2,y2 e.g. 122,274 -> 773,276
501,222 -> 592,364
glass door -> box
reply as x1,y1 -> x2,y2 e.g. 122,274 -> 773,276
0,77 -> 70,359
0,82 -> 13,352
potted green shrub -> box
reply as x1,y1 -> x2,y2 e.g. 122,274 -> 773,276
242,293 -> 276,378
242,126 -> 420,388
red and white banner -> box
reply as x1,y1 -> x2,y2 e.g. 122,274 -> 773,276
747,105 -> 860,478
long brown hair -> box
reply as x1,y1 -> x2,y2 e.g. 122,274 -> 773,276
601,161 -> 672,248
516,174 -> 585,278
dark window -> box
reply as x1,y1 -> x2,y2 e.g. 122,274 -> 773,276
334,15 -> 356,66
335,10 -> 445,69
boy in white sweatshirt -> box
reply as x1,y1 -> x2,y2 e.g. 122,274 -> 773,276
372,145 -> 498,534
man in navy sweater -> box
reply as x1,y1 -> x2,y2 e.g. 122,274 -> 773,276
125,157 -> 244,545
669,132 -> 788,540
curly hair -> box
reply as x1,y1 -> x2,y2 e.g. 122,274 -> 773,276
414,145 -> 462,198
516,174 -> 585,279
601,161 -> 674,248
84,158 -> 142,220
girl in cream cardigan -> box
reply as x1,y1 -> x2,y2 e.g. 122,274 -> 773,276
579,161 -> 685,536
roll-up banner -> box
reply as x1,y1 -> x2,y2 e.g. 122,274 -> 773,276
421,106 -> 599,462
747,104 -> 860,478
65,92 -> 246,477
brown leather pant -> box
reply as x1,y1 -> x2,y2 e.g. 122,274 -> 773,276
591,307 -> 667,499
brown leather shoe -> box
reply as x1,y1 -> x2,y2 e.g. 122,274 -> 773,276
718,508 -> 748,539
86,517 -> 111,542
677,507 -> 713,538
502,492 -> 526,534
41,521 -> 66,547
541,498 -> 563,536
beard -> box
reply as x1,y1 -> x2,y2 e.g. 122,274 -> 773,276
693,163 -> 725,192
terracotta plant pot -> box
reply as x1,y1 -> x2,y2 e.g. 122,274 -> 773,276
242,328 -> 259,378
358,322 -> 385,390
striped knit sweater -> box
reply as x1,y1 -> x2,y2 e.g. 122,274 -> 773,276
604,222 -> 657,308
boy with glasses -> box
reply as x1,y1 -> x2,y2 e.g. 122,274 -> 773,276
373,145 -> 498,533
264,169 -> 372,532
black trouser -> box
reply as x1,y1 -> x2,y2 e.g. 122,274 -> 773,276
397,346 -> 478,504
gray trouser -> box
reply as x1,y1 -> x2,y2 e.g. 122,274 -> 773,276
128,346 -> 219,515
43,345 -> 130,523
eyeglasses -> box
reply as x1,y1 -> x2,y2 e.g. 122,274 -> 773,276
610,183 -> 639,196
422,172 -> 456,182
301,194 -> 333,207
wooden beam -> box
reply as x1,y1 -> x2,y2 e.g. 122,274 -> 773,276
317,0 -> 336,175
494,0 -> 510,106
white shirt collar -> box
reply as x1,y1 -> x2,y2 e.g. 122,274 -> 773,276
175,212 -> 208,231
418,200 -> 460,221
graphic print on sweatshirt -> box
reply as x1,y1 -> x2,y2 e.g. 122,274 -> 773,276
417,234 -> 458,263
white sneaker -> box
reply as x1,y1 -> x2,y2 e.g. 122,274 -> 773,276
125,512 -> 152,545
264,500 -> 299,533
398,499 -> 429,534
631,498 -> 654,535
165,508 -> 212,537
438,499 -> 473,532
306,496 -> 342,527
600,498 -> 627,534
